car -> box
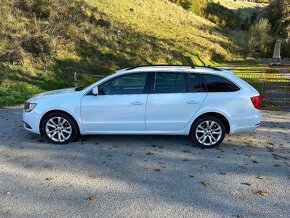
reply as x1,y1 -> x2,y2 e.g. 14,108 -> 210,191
23,65 -> 261,148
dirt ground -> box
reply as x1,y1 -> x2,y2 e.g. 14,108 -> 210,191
0,108 -> 289,217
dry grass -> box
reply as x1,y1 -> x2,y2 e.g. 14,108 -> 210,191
213,0 -> 267,18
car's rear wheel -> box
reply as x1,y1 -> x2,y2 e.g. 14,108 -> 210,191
41,112 -> 78,144
190,116 -> 226,148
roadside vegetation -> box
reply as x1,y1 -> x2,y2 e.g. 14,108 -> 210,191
0,0 -> 288,107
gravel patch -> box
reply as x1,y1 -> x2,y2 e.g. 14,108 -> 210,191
0,108 -> 289,217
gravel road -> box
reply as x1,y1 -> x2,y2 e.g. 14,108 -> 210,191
0,108 -> 289,218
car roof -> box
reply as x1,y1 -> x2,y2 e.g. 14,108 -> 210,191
115,65 -> 227,75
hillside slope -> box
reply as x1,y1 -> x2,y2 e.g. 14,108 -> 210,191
213,0 -> 266,18
0,0 -> 257,106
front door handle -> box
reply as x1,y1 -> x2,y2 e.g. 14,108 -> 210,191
187,100 -> 200,104
131,101 -> 144,105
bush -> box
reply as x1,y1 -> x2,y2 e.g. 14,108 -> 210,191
241,17 -> 251,31
17,0 -> 53,19
281,40 -> 290,58
89,16 -> 111,28
205,2 -> 242,29
0,40 -> 24,65
248,18 -> 273,57
169,0 -> 208,17
263,0 -> 290,39
20,34 -> 54,60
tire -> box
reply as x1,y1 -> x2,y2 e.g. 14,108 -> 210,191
190,116 -> 226,148
41,112 -> 78,144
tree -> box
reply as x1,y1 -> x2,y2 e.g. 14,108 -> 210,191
263,0 -> 290,38
248,18 -> 272,56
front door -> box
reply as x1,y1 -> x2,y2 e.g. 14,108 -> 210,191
81,73 -> 149,133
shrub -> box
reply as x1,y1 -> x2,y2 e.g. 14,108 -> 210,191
169,0 -> 208,17
89,16 -> 111,28
241,17 -> 251,31
263,0 -> 290,38
17,0 -> 52,19
281,40 -> 290,58
0,40 -> 24,65
205,2 -> 242,29
248,18 -> 273,57
20,34 -> 54,60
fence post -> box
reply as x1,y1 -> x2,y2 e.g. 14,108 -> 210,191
74,72 -> 77,87
261,78 -> 264,95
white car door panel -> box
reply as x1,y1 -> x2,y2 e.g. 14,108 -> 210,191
146,93 -> 207,131
146,72 -> 207,131
81,72 -> 149,133
81,94 -> 147,132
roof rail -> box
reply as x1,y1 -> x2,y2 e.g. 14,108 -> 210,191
193,65 -> 222,71
125,65 -> 193,71
125,64 -> 222,71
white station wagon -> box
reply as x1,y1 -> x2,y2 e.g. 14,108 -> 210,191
23,65 -> 261,148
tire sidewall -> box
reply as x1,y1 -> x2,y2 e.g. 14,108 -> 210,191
190,116 -> 226,148
41,112 -> 78,144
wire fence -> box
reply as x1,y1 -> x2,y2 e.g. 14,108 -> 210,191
236,73 -> 290,111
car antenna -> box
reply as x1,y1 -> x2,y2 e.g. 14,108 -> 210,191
197,55 -> 206,67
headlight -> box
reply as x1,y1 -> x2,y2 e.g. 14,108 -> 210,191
24,102 -> 37,112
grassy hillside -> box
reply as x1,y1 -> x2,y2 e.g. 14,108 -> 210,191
213,0 -> 266,18
0,0 -> 260,106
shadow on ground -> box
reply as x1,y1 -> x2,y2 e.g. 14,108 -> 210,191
0,109 -> 289,217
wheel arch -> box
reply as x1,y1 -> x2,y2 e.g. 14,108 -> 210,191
39,110 -> 80,136
191,112 -> 230,134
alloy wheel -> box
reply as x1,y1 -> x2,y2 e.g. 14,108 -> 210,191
195,120 -> 222,147
45,117 -> 72,143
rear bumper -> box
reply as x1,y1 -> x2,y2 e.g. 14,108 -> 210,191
230,110 -> 261,134
22,107 -> 43,134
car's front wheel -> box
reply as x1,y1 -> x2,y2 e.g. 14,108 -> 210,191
190,116 -> 226,148
41,112 -> 78,144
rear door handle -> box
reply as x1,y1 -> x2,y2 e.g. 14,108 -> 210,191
187,100 -> 200,104
131,101 -> 144,105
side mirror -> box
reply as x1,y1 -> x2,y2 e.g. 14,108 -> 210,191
92,87 -> 98,96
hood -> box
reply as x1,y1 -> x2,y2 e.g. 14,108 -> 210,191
28,88 -> 76,101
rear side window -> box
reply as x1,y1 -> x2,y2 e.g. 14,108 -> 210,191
188,74 -> 206,92
154,73 -> 186,93
203,74 -> 240,92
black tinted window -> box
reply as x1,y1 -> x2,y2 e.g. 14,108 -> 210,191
154,73 -> 186,93
203,74 -> 240,92
188,74 -> 206,92
98,73 -> 148,95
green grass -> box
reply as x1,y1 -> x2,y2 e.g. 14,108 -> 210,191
0,0 -> 267,107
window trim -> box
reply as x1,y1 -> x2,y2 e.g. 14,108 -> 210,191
200,73 -> 241,93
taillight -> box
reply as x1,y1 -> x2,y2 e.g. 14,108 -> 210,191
250,96 -> 260,109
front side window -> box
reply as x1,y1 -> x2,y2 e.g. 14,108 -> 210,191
98,73 -> 148,95
203,74 -> 240,92
154,73 -> 186,93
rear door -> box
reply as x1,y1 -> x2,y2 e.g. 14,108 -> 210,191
146,72 -> 207,131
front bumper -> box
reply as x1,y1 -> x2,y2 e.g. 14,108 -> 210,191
23,107 -> 44,134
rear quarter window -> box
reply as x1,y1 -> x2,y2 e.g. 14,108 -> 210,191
203,74 -> 240,92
